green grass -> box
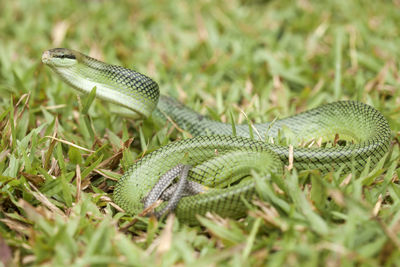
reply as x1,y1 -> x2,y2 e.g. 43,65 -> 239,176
1,0 -> 400,266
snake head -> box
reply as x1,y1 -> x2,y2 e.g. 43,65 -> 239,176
42,48 -> 80,68
42,48 -> 160,118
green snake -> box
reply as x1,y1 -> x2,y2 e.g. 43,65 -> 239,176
42,48 -> 391,224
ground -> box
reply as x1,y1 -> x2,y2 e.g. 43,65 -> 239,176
0,0 -> 400,266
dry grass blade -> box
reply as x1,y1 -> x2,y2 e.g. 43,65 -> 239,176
340,174 -> 352,187
373,194 -> 383,216
374,216 -> 400,250
0,218 -> 30,236
44,136 -> 95,153
156,214 -> 174,256
75,164 -> 81,203
24,182 -> 66,218
0,235 -> 12,266
286,145 -> 294,171
51,20 -> 69,46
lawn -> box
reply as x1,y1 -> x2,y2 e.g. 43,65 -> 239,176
1,0 -> 400,266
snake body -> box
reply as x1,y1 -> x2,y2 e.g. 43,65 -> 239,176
42,48 -> 391,224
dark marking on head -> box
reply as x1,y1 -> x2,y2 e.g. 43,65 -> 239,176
47,48 -> 78,60
54,53 -> 76,59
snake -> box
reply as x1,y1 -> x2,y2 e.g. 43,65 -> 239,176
42,48 -> 391,224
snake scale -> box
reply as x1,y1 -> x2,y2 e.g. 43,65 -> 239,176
42,48 -> 391,224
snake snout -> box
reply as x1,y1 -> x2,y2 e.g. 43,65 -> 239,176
41,50 -> 51,64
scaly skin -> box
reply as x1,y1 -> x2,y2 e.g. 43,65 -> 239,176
42,48 -> 392,224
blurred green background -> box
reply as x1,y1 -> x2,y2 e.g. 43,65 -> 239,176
1,0 -> 400,266
2,0 -> 400,114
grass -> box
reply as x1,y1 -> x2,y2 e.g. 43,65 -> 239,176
1,0 -> 400,266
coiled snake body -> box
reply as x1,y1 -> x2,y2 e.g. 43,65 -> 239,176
42,48 -> 391,224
